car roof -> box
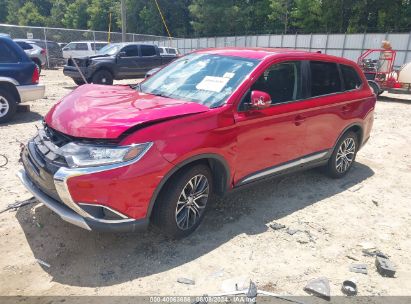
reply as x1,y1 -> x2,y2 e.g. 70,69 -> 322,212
67,41 -> 107,43
196,47 -> 355,64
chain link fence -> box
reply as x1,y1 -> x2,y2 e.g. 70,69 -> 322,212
0,23 -> 169,68
159,32 -> 411,67
2,23 -> 410,68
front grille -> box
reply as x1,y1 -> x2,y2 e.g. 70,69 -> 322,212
22,125 -> 75,202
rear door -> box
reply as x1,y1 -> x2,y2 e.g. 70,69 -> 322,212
301,61 -> 366,155
138,45 -> 162,73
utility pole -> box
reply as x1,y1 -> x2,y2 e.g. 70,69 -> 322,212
121,0 -> 126,42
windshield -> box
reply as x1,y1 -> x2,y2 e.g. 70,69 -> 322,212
140,53 -> 259,108
97,44 -> 121,55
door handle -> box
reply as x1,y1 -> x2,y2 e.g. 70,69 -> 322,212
294,115 -> 306,126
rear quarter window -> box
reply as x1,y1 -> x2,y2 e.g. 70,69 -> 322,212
341,64 -> 362,90
310,61 -> 342,97
16,41 -> 33,50
0,42 -> 19,63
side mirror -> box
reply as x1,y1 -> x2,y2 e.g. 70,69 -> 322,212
249,90 -> 272,110
118,51 -> 126,57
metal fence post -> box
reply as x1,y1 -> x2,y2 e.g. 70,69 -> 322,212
280,33 -> 284,47
361,31 -> 367,55
43,27 -> 50,69
234,35 -> 237,47
341,32 -> 348,58
268,34 -> 272,47
294,32 -> 298,49
325,32 -> 329,54
309,33 -> 313,51
92,31 -> 96,50
405,31 -> 411,65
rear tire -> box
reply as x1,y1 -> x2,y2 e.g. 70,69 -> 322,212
368,81 -> 380,96
152,164 -> 213,239
0,88 -> 17,124
91,70 -> 113,85
73,79 -> 85,86
324,131 -> 358,179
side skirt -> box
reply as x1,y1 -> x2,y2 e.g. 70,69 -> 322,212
234,150 -> 330,188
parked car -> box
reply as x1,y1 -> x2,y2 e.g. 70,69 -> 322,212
158,46 -> 180,57
62,41 -> 108,59
0,37 -> 45,123
14,40 -> 46,73
58,42 -> 67,49
63,43 -> 176,85
15,39 -> 65,68
18,48 -> 376,237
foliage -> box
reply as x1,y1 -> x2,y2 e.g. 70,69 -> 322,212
0,0 -> 410,36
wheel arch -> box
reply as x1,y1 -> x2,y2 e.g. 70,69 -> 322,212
91,66 -> 114,81
334,123 -> 364,151
147,154 -> 231,219
0,81 -> 21,103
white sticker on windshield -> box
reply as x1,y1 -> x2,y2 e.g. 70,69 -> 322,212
196,76 -> 229,92
223,72 -> 235,79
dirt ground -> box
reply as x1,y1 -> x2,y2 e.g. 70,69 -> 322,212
0,69 -> 410,297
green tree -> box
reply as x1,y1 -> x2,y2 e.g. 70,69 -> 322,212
17,2 -> 46,26
87,0 -> 120,31
62,0 -> 90,29
291,0 -> 323,32
268,0 -> 294,33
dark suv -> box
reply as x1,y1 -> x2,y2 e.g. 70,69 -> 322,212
63,43 -> 175,85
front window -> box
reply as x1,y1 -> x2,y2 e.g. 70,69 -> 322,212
140,53 -> 259,108
97,44 -> 121,55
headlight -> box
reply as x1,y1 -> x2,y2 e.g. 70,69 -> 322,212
58,142 -> 152,168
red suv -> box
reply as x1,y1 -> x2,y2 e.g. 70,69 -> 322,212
18,48 -> 376,238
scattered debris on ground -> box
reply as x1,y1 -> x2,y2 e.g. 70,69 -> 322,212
269,222 -> 286,230
35,259 -> 50,268
177,277 -> 195,285
303,277 -> 331,300
376,255 -> 396,277
349,264 -> 368,274
341,280 -> 357,296
0,197 -> 36,214
0,154 -> 8,168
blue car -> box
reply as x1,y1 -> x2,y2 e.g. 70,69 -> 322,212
0,36 -> 45,123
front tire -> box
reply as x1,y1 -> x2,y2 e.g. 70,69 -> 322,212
324,131 -> 358,178
152,164 -> 213,238
0,88 -> 17,124
91,70 -> 113,85
73,78 -> 85,86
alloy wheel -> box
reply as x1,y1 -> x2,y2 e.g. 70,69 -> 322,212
336,137 -> 356,173
175,174 -> 209,230
0,96 -> 10,118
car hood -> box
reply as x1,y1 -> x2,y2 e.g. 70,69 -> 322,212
44,84 -> 209,139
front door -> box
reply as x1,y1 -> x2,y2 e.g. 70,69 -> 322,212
117,45 -> 141,78
234,60 -> 309,185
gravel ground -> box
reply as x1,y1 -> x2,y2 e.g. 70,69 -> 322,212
0,69 -> 410,296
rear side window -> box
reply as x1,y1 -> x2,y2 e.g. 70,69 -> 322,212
0,42 -> 19,63
159,48 -> 165,54
140,45 -> 156,57
16,41 -> 33,50
310,61 -> 342,97
75,43 -> 88,51
341,64 -> 362,90
166,48 -> 176,54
